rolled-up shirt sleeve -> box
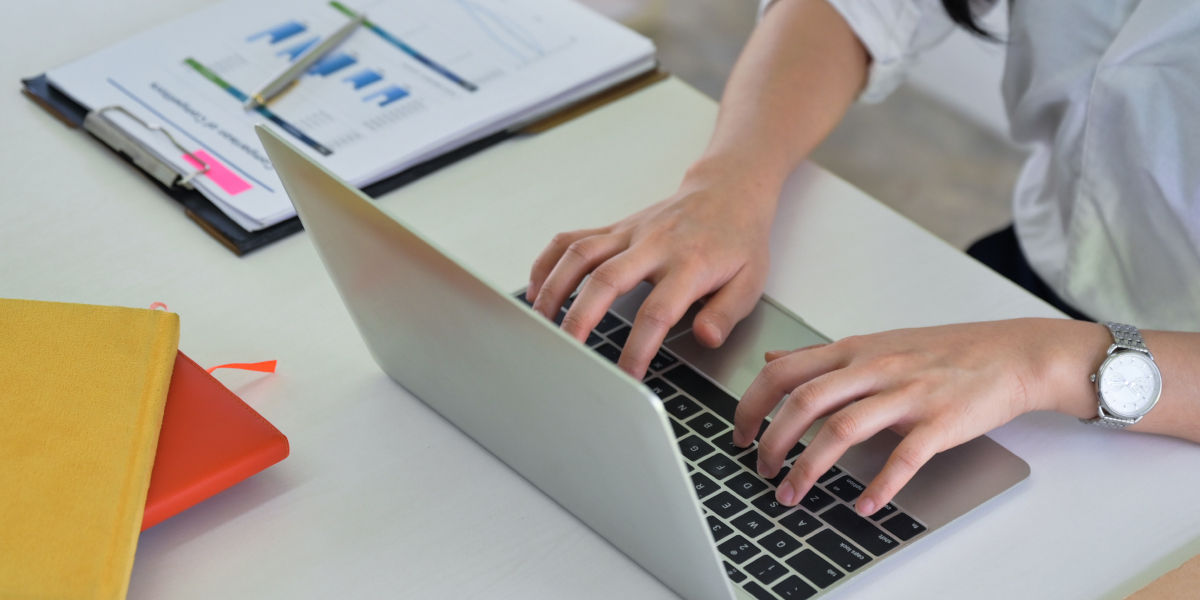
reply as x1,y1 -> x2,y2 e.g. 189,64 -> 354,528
758,0 -> 979,103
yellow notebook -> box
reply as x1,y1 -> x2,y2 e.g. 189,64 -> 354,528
0,299 -> 179,599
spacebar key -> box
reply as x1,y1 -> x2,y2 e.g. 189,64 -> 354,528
664,365 -> 739,423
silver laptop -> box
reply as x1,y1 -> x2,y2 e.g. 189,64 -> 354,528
256,126 -> 1029,600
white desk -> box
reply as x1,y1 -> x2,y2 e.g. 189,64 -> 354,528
6,2 -> 1199,598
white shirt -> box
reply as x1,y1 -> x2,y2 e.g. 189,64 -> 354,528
760,0 -> 1200,330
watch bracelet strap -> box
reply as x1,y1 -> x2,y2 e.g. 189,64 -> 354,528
1083,322 -> 1151,429
1105,321 -> 1150,354
1080,414 -> 1139,429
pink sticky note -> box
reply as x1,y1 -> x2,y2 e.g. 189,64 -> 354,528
183,150 -> 252,196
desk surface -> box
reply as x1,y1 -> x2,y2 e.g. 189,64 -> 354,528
6,2 -> 1200,598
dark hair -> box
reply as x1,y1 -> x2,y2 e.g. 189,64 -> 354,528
941,0 -> 995,39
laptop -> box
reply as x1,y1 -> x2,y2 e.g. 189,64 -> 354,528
256,125 -> 1030,600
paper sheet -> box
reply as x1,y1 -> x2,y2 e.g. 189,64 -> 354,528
48,0 -> 654,230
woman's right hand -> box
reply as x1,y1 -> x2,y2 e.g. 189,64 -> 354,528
526,158 -> 782,379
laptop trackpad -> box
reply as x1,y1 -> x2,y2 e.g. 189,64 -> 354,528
608,283 -> 829,397
662,298 -> 830,398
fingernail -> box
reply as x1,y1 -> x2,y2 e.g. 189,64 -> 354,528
777,481 -> 796,505
711,327 -> 725,345
757,458 -> 775,478
857,498 -> 876,516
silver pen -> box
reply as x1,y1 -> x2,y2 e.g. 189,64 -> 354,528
243,13 -> 366,110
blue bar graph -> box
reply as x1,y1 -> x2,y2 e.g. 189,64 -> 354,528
247,21 -> 307,44
342,69 -> 383,89
306,52 -> 356,77
277,36 -> 320,61
364,86 -> 409,107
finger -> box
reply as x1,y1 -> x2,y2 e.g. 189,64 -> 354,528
733,344 -> 846,447
532,233 -> 626,320
765,344 -> 828,362
617,272 -> 703,379
527,228 -> 606,303
692,266 -> 765,348
856,426 -> 945,516
756,365 -> 883,477
774,393 -> 909,507
559,250 -> 656,342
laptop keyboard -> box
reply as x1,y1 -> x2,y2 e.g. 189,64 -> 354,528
519,294 -> 928,599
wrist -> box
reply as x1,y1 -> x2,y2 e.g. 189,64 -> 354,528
1038,320 -> 1112,418
683,151 -> 789,206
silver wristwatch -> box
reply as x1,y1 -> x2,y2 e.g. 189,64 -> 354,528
1081,322 -> 1162,429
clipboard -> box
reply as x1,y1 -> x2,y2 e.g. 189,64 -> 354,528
21,68 -> 668,256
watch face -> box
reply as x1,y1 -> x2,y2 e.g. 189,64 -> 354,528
1098,351 -> 1162,418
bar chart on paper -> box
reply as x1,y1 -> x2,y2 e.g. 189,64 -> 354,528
176,1 -> 583,158
45,0 -> 655,230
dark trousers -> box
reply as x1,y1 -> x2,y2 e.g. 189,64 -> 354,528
966,225 -> 1092,321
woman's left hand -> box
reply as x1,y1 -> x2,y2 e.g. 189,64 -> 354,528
732,318 -> 1108,516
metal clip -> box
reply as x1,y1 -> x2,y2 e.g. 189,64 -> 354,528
82,105 -> 210,189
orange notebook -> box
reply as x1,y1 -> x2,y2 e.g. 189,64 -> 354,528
142,352 -> 289,530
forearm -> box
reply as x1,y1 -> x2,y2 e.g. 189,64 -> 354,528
1038,321 -> 1200,442
687,0 -> 868,196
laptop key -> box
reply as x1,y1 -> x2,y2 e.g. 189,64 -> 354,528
608,324 -> 631,348
742,581 -> 775,600
730,509 -> 773,539
644,378 -> 677,400
746,555 -> 788,585
663,365 -> 739,423
822,504 -> 898,556
670,419 -> 688,439
553,309 -> 567,325
817,465 -> 842,484
585,331 -> 603,347
786,549 -> 844,589
772,575 -> 818,599
727,472 -> 770,499
664,396 -> 701,420
881,512 -> 927,541
778,508 -> 822,538
649,351 -> 678,372
596,312 -> 624,334
737,450 -> 760,472
722,561 -> 747,583
765,466 -> 790,488
717,534 -> 761,565
594,342 -> 621,364
678,435 -> 715,462
785,442 -> 806,460
809,529 -> 870,572
704,491 -> 747,519
826,475 -> 866,503
868,502 -> 897,522
713,431 -> 754,457
698,454 -> 741,480
759,529 -> 803,558
754,420 -> 770,441
752,492 -> 794,518
708,516 -> 734,543
799,487 -> 835,513
691,472 -> 720,500
685,412 -> 727,438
